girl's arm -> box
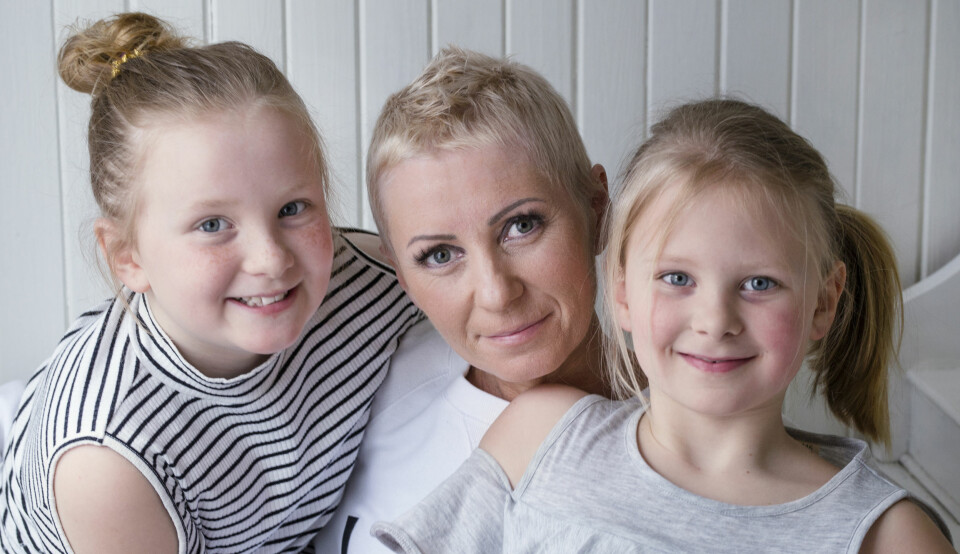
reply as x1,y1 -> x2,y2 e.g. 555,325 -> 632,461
860,499 -> 955,553
54,445 -> 178,553
479,384 -> 588,488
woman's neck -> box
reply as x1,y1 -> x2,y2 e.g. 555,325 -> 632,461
637,393 -> 840,505
467,316 -> 610,401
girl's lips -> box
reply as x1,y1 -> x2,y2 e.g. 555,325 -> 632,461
680,352 -> 753,373
230,286 -> 298,315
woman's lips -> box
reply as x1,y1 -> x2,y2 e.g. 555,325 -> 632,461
680,352 -> 753,373
484,315 -> 549,345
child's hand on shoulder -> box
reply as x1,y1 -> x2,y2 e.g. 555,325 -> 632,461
479,384 -> 589,488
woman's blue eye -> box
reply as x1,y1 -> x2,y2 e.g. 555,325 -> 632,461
199,218 -> 226,233
430,249 -> 452,265
744,276 -> 776,291
415,246 -> 457,268
279,201 -> 306,217
504,214 -> 542,240
662,272 -> 691,287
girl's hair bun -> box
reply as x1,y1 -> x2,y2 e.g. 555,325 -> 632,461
57,12 -> 188,95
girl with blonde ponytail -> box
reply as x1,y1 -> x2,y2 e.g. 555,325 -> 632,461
0,13 -> 421,553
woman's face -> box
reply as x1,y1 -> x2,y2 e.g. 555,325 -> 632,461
380,144 -> 603,392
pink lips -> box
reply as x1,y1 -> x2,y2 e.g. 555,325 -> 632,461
485,315 -> 548,345
680,353 -> 753,373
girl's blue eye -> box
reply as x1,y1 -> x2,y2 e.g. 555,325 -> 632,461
279,201 -> 306,217
662,272 -> 692,287
743,276 -> 777,291
199,218 -> 226,233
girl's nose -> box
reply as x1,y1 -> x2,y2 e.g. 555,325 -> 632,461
692,290 -> 743,338
243,229 -> 294,278
473,255 -> 523,312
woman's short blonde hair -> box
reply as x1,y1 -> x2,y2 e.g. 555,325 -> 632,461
367,46 -> 600,249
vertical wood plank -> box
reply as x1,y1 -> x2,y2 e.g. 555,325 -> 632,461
0,1 -> 66,381
791,0 -> 860,200
287,0 -> 360,227
578,0 -> 646,178
211,0 -> 284,68
130,0 -> 205,40
721,0 -> 791,118
647,0 -> 718,119
56,1 -> 126,326
434,0 -> 503,56
360,0 -> 430,229
924,0 -> 960,276
858,0 -> 927,286
507,0 -> 574,104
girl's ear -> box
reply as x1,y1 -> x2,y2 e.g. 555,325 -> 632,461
95,218 -> 150,293
614,273 -> 633,333
811,261 -> 846,341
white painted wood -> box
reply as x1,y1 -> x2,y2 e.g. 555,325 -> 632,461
434,0 -> 503,57
721,0 -> 791,119
647,0 -> 718,121
858,0 -> 927,287
55,1 -> 125,326
578,0 -> 647,178
924,0 -> 960,278
507,0 -> 574,104
908,368 -> 960,517
0,1 -> 66,382
360,0 -> 430,229
791,0 -> 860,200
130,0 -> 205,41
287,0 -> 361,227
211,0 -> 284,69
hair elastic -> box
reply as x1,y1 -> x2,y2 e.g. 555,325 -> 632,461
110,49 -> 142,79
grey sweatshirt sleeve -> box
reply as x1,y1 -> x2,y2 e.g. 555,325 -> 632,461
371,449 -> 509,553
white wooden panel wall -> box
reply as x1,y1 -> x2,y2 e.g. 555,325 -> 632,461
1,0 -> 958,384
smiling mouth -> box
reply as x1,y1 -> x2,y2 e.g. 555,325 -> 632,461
234,290 -> 290,307
487,315 -> 549,339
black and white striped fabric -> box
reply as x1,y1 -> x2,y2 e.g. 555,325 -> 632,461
0,232 -> 421,553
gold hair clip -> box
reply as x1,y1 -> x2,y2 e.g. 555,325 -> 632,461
110,49 -> 142,79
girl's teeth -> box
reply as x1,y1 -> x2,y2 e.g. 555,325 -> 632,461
238,292 -> 287,307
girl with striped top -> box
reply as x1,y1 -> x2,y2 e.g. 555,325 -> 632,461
0,12 -> 420,553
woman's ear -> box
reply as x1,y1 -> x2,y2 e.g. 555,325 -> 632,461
590,164 -> 610,254
811,261 -> 846,341
95,218 -> 150,293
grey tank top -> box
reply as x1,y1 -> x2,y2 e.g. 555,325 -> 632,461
373,395 -> 936,553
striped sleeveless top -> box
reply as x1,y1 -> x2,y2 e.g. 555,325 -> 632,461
1,232 -> 421,553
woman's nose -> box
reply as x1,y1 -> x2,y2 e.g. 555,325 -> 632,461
691,290 -> 743,338
473,255 -> 523,312
242,229 -> 294,278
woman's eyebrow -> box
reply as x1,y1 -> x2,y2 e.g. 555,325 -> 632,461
407,234 -> 456,248
487,197 -> 543,226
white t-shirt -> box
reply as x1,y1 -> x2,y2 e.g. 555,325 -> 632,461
312,319 -> 508,553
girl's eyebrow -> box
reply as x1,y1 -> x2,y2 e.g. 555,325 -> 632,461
487,198 -> 543,226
